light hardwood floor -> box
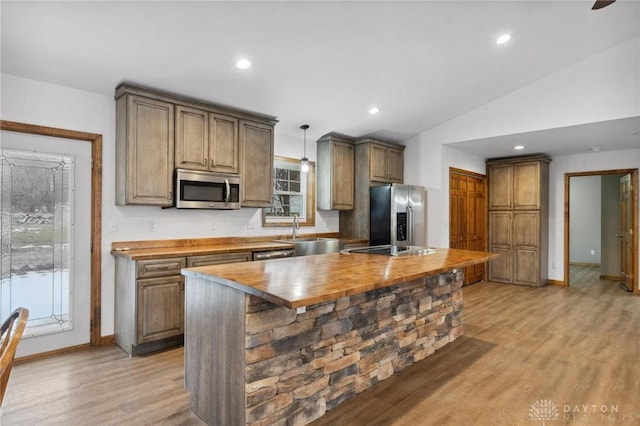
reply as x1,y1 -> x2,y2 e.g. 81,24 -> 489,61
3,271 -> 640,425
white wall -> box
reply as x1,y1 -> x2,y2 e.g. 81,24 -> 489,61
569,176 -> 601,264
1,73 -> 339,336
403,36 -> 640,290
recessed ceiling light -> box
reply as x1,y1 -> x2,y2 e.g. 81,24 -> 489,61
514,145 -> 525,150
496,34 -> 512,45
235,59 -> 251,70
369,106 -> 381,115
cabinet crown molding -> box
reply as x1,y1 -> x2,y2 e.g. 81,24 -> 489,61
115,83 -> 278,126
486,153 -> 551,165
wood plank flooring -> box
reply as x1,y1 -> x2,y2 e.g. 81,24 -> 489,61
3,268 -> 640,425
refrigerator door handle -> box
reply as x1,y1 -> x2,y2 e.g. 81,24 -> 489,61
406,205 -> 414,245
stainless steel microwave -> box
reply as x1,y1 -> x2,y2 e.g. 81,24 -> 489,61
174,169 -> 241,209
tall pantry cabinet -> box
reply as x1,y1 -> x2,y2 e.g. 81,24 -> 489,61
487,155 -> 551,287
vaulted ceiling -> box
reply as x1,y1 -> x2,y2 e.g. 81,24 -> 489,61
2,1 -> 639,157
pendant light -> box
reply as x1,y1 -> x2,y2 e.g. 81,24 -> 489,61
300,124 -> 310,173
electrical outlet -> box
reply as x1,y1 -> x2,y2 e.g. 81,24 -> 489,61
590,249 -> 596,256
149,221 -> 156,232
109,220 -> 117,233
210,220 -> 216,231
247,221 -> 256,230
296,306 -> 306,314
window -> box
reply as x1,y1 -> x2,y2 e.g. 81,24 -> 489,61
262,156 -> 315,227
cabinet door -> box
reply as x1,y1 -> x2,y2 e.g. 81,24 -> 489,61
514,247 -> 539,286
209,114 -> 239,174
488,211 -> 512,282
240,120 -> 274,207
137,276 -> 184,344
387,147 -> 404,183
514,161 -> 541,209
369,144 -> 389,182
488,246 -> 512,283
175,105 -> 208,171
123,95 -> 175,205
488,164 -> 513,210
332,141 -> 355,210
513,212 -> 539,247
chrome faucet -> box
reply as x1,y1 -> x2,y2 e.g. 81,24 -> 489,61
292,214 -> 299,239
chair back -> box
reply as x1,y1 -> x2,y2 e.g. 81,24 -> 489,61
0,307 -> 29,406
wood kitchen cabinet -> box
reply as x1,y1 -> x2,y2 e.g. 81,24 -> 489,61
115,84 -> 276,207
116,93 -> 175,206
115,251 -> 252,356
115,256 -> 186,356
239,120 -> 274,207
175,105 -> 239,174
339,137 -> 405,240
364,139 -> 404,183
487,155 -> 550,287
316,133 -> 355,210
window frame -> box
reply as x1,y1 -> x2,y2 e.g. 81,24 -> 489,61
262,155 -> 315,227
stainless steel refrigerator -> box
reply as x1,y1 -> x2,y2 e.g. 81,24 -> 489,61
370,184 -> 427,247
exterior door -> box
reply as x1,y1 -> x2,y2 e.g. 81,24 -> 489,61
619,174 -> 632,291
1,131 -> 91,357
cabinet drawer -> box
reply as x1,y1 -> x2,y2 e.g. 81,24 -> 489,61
187,252 -> 251,267
136,257 -> 186,278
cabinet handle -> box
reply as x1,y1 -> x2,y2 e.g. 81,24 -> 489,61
210,159 -> 214,168
203,158 -> 207,167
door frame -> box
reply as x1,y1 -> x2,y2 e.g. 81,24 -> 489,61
564,169 -> 638,294
1,120 -> 107,345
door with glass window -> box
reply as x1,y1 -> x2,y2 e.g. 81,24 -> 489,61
1,131 -> 91,357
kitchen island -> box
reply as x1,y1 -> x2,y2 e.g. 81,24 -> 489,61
181,248 -> 496,426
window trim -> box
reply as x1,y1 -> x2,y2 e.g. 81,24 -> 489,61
262,155 -> 315,227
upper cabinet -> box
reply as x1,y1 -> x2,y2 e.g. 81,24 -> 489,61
116,93 -> 175,206
488,159 -> 545,210
239,120 -> 274,207
115,84 -> 276,207
363,139 -> 404,184
175,105 -> 239,174
316,133 -> 355,210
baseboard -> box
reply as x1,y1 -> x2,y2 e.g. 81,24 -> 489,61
99,334 -> 116,345
569,262 -> 600,267
600,275 -> 623,281
547,279 -> 566,286
15,334 -> 116,364
15,343 -> 92,364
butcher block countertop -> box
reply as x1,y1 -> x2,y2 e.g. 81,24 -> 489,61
110,235 -> 367,261
111,241 -> 296,261
181,248 -> 497,309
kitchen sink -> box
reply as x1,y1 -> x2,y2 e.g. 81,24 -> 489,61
271,238 -> 344,256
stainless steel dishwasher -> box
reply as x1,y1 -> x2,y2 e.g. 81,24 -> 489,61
252,249 -> 295,261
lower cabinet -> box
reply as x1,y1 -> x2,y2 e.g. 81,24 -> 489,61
115,252 -> 251,356
488,210 -> 542,286
137,276 -> 184,344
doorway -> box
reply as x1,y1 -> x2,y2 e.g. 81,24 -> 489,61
565,169 -> 638,294
0,120 -> 104,357
449,168 -> 486,285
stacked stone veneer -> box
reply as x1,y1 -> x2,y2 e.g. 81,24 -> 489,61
243,269 -> 464,426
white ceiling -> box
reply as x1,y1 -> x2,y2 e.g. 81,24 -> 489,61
2,1 -> 639,158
